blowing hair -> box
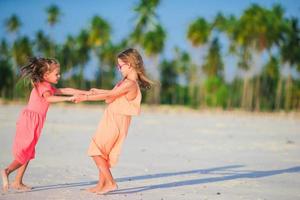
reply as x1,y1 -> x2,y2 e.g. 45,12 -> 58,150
117,48 -> 154,90
20,57 -> 59,85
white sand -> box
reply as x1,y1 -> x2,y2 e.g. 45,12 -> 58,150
0,104 -> 300,200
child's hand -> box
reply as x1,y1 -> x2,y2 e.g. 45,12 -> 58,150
74,94 -> 87,103
83,90 -> 92,95
89,88 -> 98,95
89,88 -> 106,95
69,96 -> 76,103
86,90 -> 94,95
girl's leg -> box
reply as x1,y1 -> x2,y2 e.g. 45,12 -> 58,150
86,170 -> 105,193
11,161 -> 31,190
92,156 -> 117,194
86,156 -> 107,193
1,160 -> 23,191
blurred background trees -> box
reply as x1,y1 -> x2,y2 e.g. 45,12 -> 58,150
0,1 -> 299,111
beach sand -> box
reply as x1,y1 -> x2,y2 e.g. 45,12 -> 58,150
1,104 -> 300,200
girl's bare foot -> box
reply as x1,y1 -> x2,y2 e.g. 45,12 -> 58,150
11,182 -> 32,191
1,169 -> 9,192
97,182 -> 118,194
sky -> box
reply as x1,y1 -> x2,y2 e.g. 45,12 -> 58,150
1,0 -> 300,82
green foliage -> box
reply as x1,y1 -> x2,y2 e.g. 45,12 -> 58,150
187,17 -> 211,46
202,38 -> 224,78
204,76 -> 229,108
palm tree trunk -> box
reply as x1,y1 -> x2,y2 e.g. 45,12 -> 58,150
146,56 -> 160,105
188,81 -> 195,107
248,80 -> 254,110
153,56 -> 160,104
241,77 -> 254,110
254,52 -> 261,111
199,82 -> 205,108
275,76 -> 282,110
241,78 -> 248,109
284,75 -> 292,111
255,76 -> 261,111
79,65 -> 85,89
50,26 -> 56,57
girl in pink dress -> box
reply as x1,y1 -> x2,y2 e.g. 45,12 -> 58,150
74,48 -> 153,194
1,57 -> 89,192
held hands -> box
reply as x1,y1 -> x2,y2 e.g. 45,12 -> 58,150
89,88 -> 98,95
69,89 -> 102,103
84,90 -> 94,95
60,91 -> 92,103
68,96 -> 76,103
89,88 -> 106,95
73,94 -> 88,103
72,90 -> 95,103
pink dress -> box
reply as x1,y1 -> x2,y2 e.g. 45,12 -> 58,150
13,82 -> 56,164
87,81 -> 142,167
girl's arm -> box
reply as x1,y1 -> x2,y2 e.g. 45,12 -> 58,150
105,97 -> 116,104
55,88 -> 90,96
43,91 -> 74,103
75,80 -> 136,103
90,88 -> 110,94
89,80 -> 120,95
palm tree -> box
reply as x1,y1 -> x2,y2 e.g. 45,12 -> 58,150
142,24 -> 166,104
97,42 -> 121,89
261,56 -> 279,110
0,59 -> 13,98
34,30 -> 52,56
202,37 -> 224,78
130,0 -> 165,104
76,29 -> 90,89
173,47 -> 193,106
160,59 -> 178,104
278,18 -> 300,111
46,4 -> 61,26
0,39 -> 13,98
234,4 -> 266,110
5,14 -> 21,40
12,36 -> 33,67
88,16 -> 111,88
187,17 -> 211,50
202,37 -> 228,108
5,14 -> 22,98
214,5 -> 284,110
240,4 -> 286,110
56,35 -> 77,87
186,17 -> 212,107
11,36 -> 33,98
130,0 -> 160,45
46,4 -> 61,57
88,16 -> 111,48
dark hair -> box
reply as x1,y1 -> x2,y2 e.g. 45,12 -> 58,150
20,57 -> 59,84
117,48 -> 153,89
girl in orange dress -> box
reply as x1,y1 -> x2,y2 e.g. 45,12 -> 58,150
74,48 -> 153,194
1,57 -> 89,192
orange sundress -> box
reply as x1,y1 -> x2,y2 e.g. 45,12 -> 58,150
87,81 -> 141,167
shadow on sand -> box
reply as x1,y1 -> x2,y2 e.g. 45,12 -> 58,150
7,164 -> 300,195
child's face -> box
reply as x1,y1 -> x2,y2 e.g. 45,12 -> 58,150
117,58 -> 131,77
44,65 -> 61,84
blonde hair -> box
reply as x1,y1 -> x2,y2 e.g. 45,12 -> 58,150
117,48 -> 154,89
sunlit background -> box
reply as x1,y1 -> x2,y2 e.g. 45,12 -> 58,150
0,0 -> 299,111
